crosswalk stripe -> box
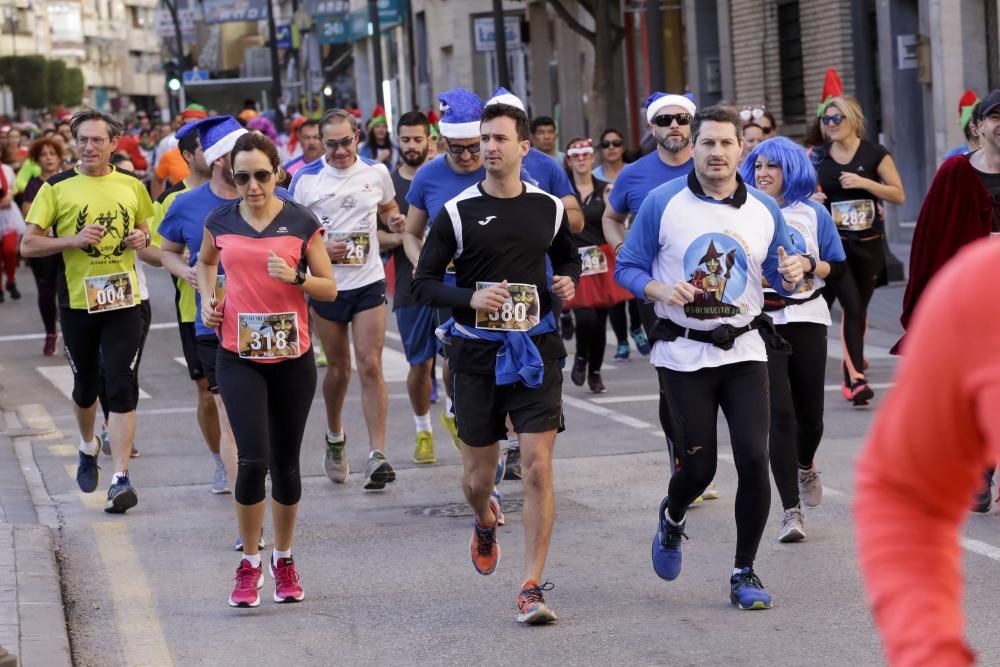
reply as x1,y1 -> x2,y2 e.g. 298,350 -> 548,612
48,444 -> 77,457
37,365 -> 151,401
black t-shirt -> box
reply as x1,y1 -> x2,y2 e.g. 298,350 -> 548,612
571,175 -> 610,247
814,139 -> 890,235
973,166 -> 1000,232
412,181 -> 582,373
386,168 -> 416,308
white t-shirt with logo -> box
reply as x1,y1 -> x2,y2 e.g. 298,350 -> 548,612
290,155 -> 395,291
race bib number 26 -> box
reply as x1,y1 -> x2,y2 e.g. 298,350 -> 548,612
238,312 -> 299,359
332,231 -> 371,265
475,282 -> 540,332
84,272 -> 136,313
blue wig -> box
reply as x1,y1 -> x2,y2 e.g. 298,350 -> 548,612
739,136 -> 816,206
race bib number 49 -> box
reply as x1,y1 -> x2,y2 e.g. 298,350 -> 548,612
475,282 -> 540,332
831,199 -> 876,231
238,312 -> 299,359
578,245 -> 608,276
84,272 -> 136,313
332,231 -> 371,265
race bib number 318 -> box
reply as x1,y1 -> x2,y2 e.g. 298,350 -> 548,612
475,282 -> 540,332
84,272 -> 136,313
238,312 -> 299,359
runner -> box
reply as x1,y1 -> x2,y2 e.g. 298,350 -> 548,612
281,119 -> 323,178
380,110 -> 438,463
358,105 -> 400,170
290,108 -> 405,490
197,132 -> 336,607
942,90 -> 981,160
411,100 -> 581,624
740,137 -> 846,541
530,115 -> 563,162
0,151 -> 23,303
592,128 -> 628,183
614,105 -> 805,609
20,109 -> 155,514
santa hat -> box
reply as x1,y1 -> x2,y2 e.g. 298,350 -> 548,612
437,88 -> 483,139
195,116 -> 248,166
368,104 -> 387,130
485,87 -> 525,111
816,69 -> 843,117
180,103 -> 208,122
958,89 -> 979,129
645,92 -> 696,122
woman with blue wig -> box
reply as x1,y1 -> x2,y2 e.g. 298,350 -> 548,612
740,137 -> 847,543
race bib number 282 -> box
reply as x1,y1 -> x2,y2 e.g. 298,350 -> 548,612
474,282 -> 540,332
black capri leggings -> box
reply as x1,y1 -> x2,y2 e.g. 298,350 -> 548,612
766,322 -> 827,510
60,305 -> 145,413
608,299 -> 641,344
659,360 -> 771,570
823,236 -> 884,376
28,256 -> 59,335
572,307 -> 608,372
217,349 -> 317,506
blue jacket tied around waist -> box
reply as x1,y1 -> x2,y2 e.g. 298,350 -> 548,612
436,312 -> 557,388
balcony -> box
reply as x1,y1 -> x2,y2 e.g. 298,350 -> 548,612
0,33 -> 43,57
127,30 -> 159,53
121,68 -> 164,97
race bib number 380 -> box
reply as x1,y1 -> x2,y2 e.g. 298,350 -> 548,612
84,272 -> 136,313
332,231 -> 371,266
578,245 -> 608,276
475,282 -> 540,332
238,312 -> 299,359
831,199 -> 876,232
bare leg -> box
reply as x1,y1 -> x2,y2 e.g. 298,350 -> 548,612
214,395 -> 239,489
195,377 -> 221,454
519,430 -> 558,583
312,310 -> 352,434
351,305 -> 388,453
462,441 -> 501,526
73,401 -> 98,445
271,500 -> 299,553
406,358 -> 434,418
236,501 -> 267,557
107,410 -> 136,474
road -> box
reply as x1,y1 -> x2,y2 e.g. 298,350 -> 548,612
1,267 -> 998,667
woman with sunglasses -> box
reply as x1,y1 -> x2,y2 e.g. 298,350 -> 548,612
593,128 -> 628,183
561,138 -> 631,393
198,132 -> 337,608
812,96 -> 905,405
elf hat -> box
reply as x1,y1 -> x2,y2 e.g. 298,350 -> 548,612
195,116 -> 248,166
437,88 -> 484,139
485,87 -> 525,111
816,69 -> 843,118
645,92 -> 696,123
958,89 -> 979,130
368,104 -> 387,130
180,103 -> 208,122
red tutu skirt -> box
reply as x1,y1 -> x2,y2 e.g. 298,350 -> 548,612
563,243 -> 633,310
385,256 -> 396,298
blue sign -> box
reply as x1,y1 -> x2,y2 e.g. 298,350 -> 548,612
276,24 -> 292,49
317,14 -> 350,45
201,0 -> 268,24
183,69 -> 209,83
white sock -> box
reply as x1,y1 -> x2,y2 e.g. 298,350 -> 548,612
326,430 -> 344,443
445,396 -> 454,418
79,436 -> 99,456
733,568 -> 745,576
666,513 -> 685,527
111,471 -> 128,485
243,553 -> 261,568
369,450 -> 383,459
414,413 -> 432,434
272,548 -> 291,565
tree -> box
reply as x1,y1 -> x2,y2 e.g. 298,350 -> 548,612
546,0 -> 625,136
48,59 -> 67,107
61,68 -> 84,107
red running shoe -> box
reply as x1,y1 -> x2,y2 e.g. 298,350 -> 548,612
43,333 -> 57,357
229,559 -> 263,608
516,579 -> 557,624
270,556 -> 305,603
470,494 -> 501,575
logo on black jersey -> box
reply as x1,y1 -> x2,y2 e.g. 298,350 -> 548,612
341,195 -> 357,210
277,226 -> 289,233
76,204 -> 132,259
477,215 -> 498,226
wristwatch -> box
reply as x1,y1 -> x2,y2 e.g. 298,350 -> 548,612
802,253 -> 817,274
293,268 -> 306,285
144,232 -> 151,248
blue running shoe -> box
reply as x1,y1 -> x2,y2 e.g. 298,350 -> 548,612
104,472 -> 138,514
494,448 -> 507,485
652,497 -> 686,580
76,441 -> 100,493
613,342 -> 630,361
491,489 -> 505,526
630,328 -> 651,355
730,567 -> 773,610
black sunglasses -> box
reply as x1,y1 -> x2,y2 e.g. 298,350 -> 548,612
233,170 -> 274,186
653,113 -> 691,127
760,126 -> 775,135
445,140 -> 481,156
324,136 -> 355,150
598,139 -> 624,149
821,114 -> 845,126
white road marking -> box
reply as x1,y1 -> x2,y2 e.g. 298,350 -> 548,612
0,321 -> 178,342
561,395 -> 653,429
592,394 -> 658,404
960,538 -> 1000,562
826,338 -> 894,361
37,366 -> 151,400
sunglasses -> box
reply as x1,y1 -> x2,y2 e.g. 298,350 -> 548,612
324,137 -> 355,150
232,170 -> 274,186
739,106 -> 766,122
821,114 -> 845,126
445,140 -> 481,156
598,139 -> 624,149
653,113 -> 691,127
760,125 -> 775,135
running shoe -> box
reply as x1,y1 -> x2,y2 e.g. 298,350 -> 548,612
516,580 -> 557,625
43,333 -> 57,357
76,439 -> 101,493
229,559 -> 264,608
848,379 -> 874,406
494,448 -> 507,485
560,312 -> 575,340
324,435 -> 349,483
587,371 -> 606,394
470,494 -> 501,575
652,497 -> 686,580
972,473 -> 994,514
364,451 -> 396,490
413,431 -> 436,464
798,464 -> 823,508
778,505 -> 806,543
104,472 -> 138,514
7,283 -> 19,300
630,328 -> 651,355
702,481 -> 720,500
503,443 -> 522,480
234,528 -> 267,551
614,342 -> 630,361
730,567 -> 773,610
570,355 -> 587,387
211,459 -> 230,494
270,556 -> 305,603
491,489 -> 506,526
99,422 -> 139,458
440,410 -> 461,451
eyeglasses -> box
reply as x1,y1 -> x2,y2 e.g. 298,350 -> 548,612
652,113 -> 691,127
445,140 -> 481,156
232,170 -> 275,186
324,137 -> 354,151
598,139 -> 624,149
821,115 -> 845,126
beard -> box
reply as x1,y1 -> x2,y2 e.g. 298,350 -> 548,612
657,133 -> 690,154
401,147 -> 428,167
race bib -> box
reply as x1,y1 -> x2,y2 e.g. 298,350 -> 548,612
475,282 -> 540,332
84,272 -> 136,313
332,231 -> 371,266
237,312 -> 300,359
215,274 -> 226,302
579,245 -> 608,276
831,199 -> 876,231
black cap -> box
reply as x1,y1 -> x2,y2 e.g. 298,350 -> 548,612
979,90 -> 1000,119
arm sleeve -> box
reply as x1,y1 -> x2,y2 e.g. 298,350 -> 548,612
24,182 -> 56,231
547,162 -> 573,198
411,208 -> 474,308
548,210 -> 582,282
136,181 -> 155,227
607,170 -> 630,214
158,202 -> 184,246
613,189 -> 661,299
406,170 -> 428,210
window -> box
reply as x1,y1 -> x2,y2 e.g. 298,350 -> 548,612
0,7 -> 30,35
777,1 -> 805,123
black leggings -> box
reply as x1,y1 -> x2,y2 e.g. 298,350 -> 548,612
60,305 -> 144,413
28,256 -> 59,335
823,236 -> 883,377
573,307 -> 608,372
608,299 -> 641,344
217,349 -> 316,506
766,323 -> 827,510
659,361 -> 771,570
100,301 -> 151,421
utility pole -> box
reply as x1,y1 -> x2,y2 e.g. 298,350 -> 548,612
266,0 -> 284,127
369,0 -> 385,107
492,0 -> 509,88
646,0 -> 663,93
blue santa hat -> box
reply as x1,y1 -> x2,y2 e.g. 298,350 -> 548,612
437,88 -> 483,139
195,115 -> 248,166
485,87 -> 525,112
645,92 -> 696,123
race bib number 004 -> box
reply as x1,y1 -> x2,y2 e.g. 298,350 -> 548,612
237,312 -> 299,359
84,272 -> 136,313
474,282 -> 540,332
332,231 -> 371,266
579,245 -> 608,276
831,199 -> 876,232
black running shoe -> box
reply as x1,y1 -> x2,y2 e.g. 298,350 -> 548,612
560,312 -> 574,341
503,444 -> 522,480
7,283 -> 19,300
570,355 -> 586,387
972,471 -> 994,514
105,472 -> 138,514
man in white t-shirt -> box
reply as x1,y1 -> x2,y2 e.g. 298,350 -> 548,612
290,108 -> 406,491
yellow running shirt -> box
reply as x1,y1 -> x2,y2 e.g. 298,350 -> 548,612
154,180 -> 196,323
26,166 -> 155,310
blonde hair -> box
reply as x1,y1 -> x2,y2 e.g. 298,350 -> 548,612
821,96 -> 866,141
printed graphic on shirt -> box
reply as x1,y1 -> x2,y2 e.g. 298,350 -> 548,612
238,312 -> 299,359
831,199 -> 875,231
474,282 -> 540,332
683,234 -> 748,319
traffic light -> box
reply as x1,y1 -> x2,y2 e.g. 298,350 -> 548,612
165,59 -> 182,92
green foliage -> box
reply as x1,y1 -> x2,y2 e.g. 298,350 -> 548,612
0,56 -> 86,110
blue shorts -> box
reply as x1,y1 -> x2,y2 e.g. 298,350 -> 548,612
311,280 -> 386,323
395,304 -> 438,365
